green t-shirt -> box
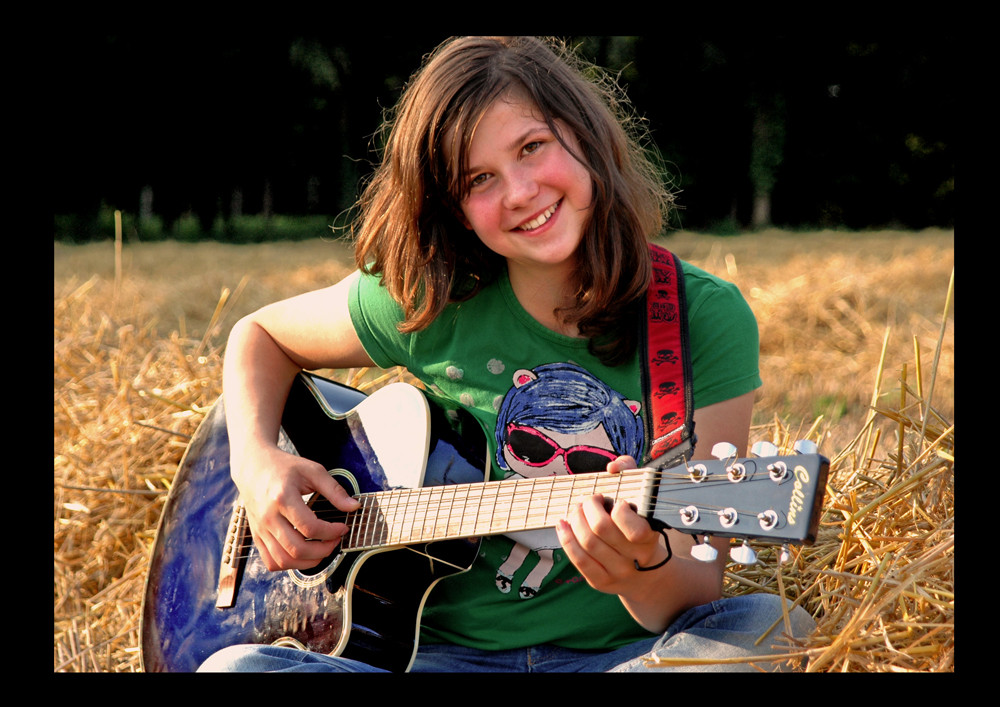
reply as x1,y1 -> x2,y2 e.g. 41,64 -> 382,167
347,257 -> 761,651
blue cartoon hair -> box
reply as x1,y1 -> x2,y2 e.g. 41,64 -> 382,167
493,362 -> 644,470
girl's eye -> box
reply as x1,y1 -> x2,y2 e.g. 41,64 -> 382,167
523,141 -> 541,155
469,172 -> 490,189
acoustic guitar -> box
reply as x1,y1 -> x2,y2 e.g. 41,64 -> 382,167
140,372 -> 828,672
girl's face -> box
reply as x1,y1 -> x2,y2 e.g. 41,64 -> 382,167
457,95 -> 593,282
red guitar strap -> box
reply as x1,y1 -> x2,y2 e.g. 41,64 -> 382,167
640,243 -> 695,466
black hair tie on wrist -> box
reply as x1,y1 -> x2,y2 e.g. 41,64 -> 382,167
634,525 -> 673,571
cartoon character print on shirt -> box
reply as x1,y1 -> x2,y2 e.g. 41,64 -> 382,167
491,362 -> 644,599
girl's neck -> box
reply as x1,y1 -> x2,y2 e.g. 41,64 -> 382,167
507,262 -> 581,337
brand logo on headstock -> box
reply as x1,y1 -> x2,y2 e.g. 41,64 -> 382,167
787,465 -> 810,525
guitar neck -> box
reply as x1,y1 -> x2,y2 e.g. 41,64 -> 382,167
342,470 -> 651,550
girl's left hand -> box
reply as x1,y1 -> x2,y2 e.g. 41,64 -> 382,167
555,456 -> 670,595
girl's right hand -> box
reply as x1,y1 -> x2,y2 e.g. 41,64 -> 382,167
231,443 -> 361,572
220,276 -> 374,573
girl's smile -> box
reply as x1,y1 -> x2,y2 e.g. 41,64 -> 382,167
516,199 -> 561,232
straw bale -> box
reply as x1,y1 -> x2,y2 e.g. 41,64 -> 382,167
54,231 -> 953,672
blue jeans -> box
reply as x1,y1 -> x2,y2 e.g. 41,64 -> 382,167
198,594 -> 815,673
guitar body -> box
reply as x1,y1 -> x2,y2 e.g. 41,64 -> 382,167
140,374 -> 488,673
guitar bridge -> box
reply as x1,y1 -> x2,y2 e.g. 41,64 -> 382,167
216,500 -> 249,608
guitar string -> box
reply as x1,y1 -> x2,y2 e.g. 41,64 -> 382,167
228,470 -> 785,558
230,471 -> 780,551
337,473 -> 647,544
334,485 -> 766,548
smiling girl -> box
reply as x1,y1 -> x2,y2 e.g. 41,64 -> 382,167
201,36 -> 815,673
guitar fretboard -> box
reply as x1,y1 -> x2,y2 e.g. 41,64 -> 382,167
342,469 -> 653,550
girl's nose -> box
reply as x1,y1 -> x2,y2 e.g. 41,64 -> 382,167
502,168 -> 539,209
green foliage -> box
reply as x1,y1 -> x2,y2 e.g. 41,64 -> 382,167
54,206 -> 165,243
172,214 -> 203,242
221,215 -> 339,243
704,217 -> 744,237
53,210 -> 341,245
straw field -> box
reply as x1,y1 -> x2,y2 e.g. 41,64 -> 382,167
54,228 -> 954,672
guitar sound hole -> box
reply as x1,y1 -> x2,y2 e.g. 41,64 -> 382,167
296,493 -> 343,578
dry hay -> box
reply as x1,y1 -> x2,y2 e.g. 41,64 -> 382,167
650,314 -> 956,672
54,276 -> 225,671
54,272 -> 391,672
54,231 -> 954,672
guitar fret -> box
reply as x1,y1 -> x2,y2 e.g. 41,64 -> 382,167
444,486 -> 458,537
520,480 -> 535,528
369,492 -> 383,547
422,485 -> 443,541
420,486 -> 434,541
363,494 -> 378,547
468,483 -> 483,536
516,480 -> 530,529
458,487 -> 474,535
544,478 -> 556,527
502,481 -> 515,533
482,482 -> 499,535
462,486 -> 474,535
398,488 -> 412,542
521,480 -> 535,527
349,502 -> 361,549
393,488 -> 408,544
395,488 -> 408,544
405,489 -> 424,542
384,488 -> 400,545
432,485 -> 446,539
446,486 -> 459,536
528,478 -> 546,527
432,485 -> 447,538
346,499 -> 361,550
362,494 -> 374,547
527,480 -> 542,528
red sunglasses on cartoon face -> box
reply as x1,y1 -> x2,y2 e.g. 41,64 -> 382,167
503,423 -> 618,474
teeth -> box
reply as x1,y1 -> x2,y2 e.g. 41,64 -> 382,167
518,202 -> 558,231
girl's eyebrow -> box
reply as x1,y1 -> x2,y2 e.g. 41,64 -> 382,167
466,126 -> 551,177
505,125 -> 549,151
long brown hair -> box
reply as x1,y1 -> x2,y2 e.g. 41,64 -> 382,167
352,36 -> 673,365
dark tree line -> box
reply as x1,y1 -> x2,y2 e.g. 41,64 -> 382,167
53,31 -> 953,241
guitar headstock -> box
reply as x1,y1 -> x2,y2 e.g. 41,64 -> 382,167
646,440 -> 829,564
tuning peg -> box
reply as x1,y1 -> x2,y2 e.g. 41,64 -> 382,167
688,463 -> 708,483
690,536 -> 718,562
778,544 -> 792,565
793,439 -> 818,455
757,509 -> 779,531
712,442 -> 747,482
717,507 -> 738,528
767,460 -> 789,483
678,505 -> 699,526
729,541 -> 757,565
711,442 -> 738,461
750,441 -> 779,458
